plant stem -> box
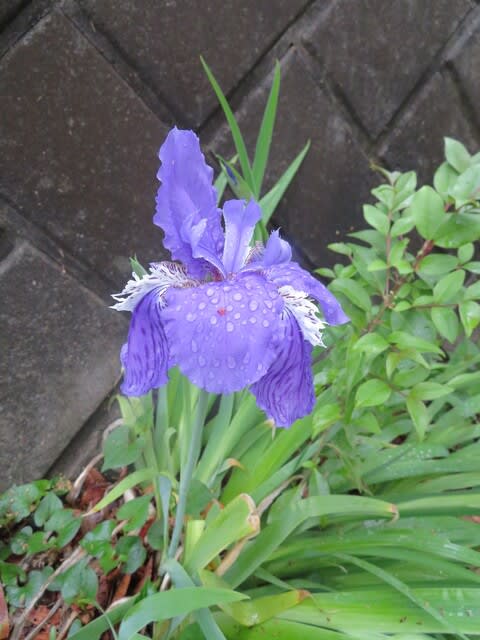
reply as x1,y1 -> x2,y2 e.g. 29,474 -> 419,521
144,428 -> 163,520
168,390 -> 209,559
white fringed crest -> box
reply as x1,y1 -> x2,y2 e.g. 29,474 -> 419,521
278,285 -> 326,347
111,262 -> 194,312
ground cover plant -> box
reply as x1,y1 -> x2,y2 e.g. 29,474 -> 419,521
1,62 -> 480,640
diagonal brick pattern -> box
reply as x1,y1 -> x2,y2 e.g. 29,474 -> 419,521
1,0 -> 480,486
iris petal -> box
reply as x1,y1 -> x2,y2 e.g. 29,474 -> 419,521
154,128 -> 224,278
222,199 -> 261,273
251,312 -> 314,427
162,274 -> 284,394
120,290 -> 169,396
265,262 -> 349,325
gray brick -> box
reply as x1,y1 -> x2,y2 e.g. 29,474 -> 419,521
0,240 -> 127,489
76,0 -> 309,128
381,72 -> 480,185
452,27 -> 480,123
210,48 -> 375,268
0,0 -> 23,25
0,11 -> 169,285
308,0 -> 473,138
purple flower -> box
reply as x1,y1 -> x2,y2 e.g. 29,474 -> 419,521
112,128 -> 348,427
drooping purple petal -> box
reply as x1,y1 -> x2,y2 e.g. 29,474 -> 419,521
222,199 -> 261,274
251,312 -> 314,427
120,290 -> 169,396
265,262 -> 349,325
162,274 -> 285,394
154,128 -> 224,278
262,230 -> 292,267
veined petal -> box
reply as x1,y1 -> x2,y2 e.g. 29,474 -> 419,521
222,199 -> 261,273
265,262 -> 349,325
263,229 -> 292,267
251,312 -> 314,428
162,273 -> 284,394
120,290 -> 169,396
279,285 -> 326,347
111,262 -> 194,312
154,128 -> 224,278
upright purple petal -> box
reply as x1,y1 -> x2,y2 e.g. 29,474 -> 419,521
154,128 -> 224,278
162,274 -> 285,394
262,230 -> 292,267
265,262 -> 349,325
251,312 -> 315,428
121,290 -> 169,396
222,199 -> 261,273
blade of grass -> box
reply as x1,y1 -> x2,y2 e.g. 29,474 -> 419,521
201,57 -> 255,191
259,140 -> 310,225
224,495 -> 395,587
252,61 -> 281,198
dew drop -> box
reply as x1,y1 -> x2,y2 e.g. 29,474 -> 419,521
269,291 -> 277,300
249,300 -> 258,311
265,300 -> 273,309
211,297 -> 219,304
198,355 -> 206,367
198,302 -> 206,310
257,363 -> 263,372
233,292 -> 242,301
176,305 -> 182,312
243,353 -> 250,364
223,285 -> 231,292
262,319 -> 270,327
226,304 -> 233,312
249,317 -> 257,324
210,316 -> 218,325
191,339 -> 198,353
226,322 -> 234,332
227,356 -> 236,369
213,359 -> 220,367
208,371 -> 214,379
186,312 -> 196,322
206,288 -> 214,297
234,312 -> 241,319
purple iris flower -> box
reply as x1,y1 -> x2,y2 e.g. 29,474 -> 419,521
112,128 -> 348,427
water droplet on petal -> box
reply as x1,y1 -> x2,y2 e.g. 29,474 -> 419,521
226,304 -> 233,312
265,300 -> 273,309
269,291 -> 277,300
176,305 -> 182,311
213,359 -> 220,367
226,322 -> 234,332
206,288 -> 214,297
262,319 -> 269,327
249,300 -> 258,311
223,285 -> 231,292
233,292 -> 242,301
198,355 -> 206,367
227,356 -> 236,368
198,302 -> 206,310
243,353 -> 250,365
211,297 -> 219,304
210,316 -> 218,325
249,317 -> 257,324
186,312 -> 196,322
191,339 -> 198,353
234,312 -> 241,319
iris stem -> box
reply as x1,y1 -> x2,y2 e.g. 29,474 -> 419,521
144,428 -> 163,522
168,389 -> 209,559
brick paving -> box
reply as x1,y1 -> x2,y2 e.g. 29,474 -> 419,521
1,0 -> 480,487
